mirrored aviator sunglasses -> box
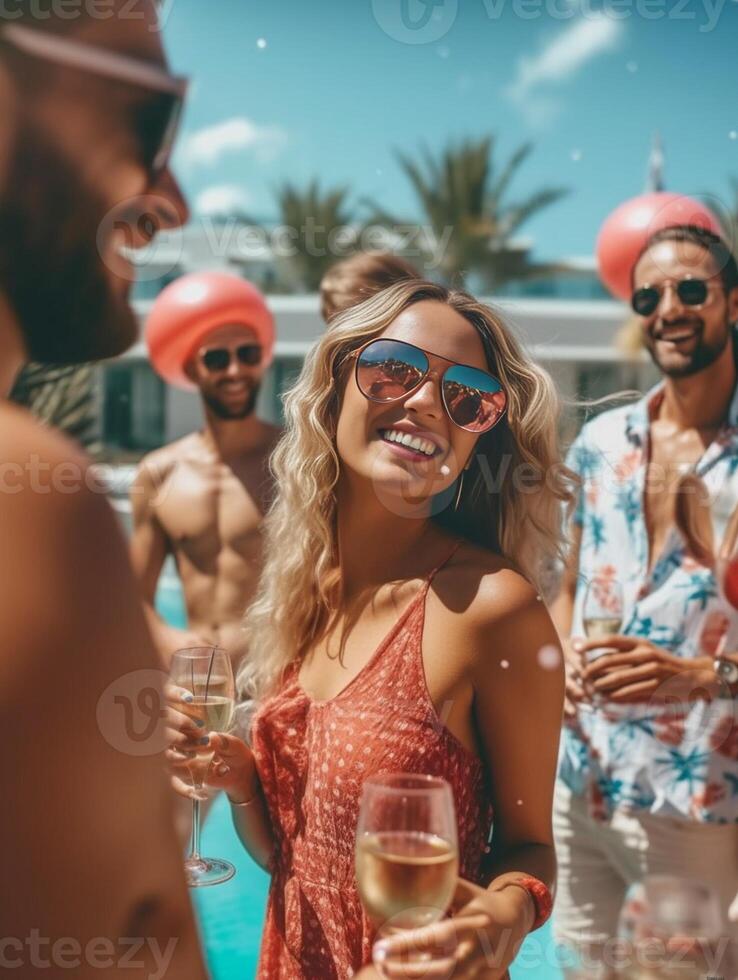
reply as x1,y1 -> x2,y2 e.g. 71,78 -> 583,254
354,338 -> 507,433
631,278 -> 709,317
201,344 -> 262,372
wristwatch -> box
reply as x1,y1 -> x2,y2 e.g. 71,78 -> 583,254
714,656 -> 738,685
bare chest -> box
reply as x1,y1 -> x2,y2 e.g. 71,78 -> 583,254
644,425 -> 711,568
154,461 -> 265,562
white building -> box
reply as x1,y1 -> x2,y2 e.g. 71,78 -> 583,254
95,221 -> 656,454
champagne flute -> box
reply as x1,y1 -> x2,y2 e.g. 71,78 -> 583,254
169,646 -> 236,888
355,773 -> 459,970
616,875 -> 725,979
581,575 -> 624,709
583,575 -> 624,640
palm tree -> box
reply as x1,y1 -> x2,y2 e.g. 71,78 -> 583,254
272,180 -> 356,292
10,362 -> 99,452
364,137 -> 569,290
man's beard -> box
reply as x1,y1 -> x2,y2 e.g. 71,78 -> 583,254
0,119 -> 138,365
644,318 -> 732,378
202,381 -> 260,420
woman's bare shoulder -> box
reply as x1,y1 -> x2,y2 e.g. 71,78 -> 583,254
434,540 -> 560,683
437,539 -> 541,624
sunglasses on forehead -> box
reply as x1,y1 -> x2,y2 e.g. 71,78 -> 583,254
352,338 -> 507,433
200,344 -> 263,373
0,24 -> 188,181
631,276 -> 721,317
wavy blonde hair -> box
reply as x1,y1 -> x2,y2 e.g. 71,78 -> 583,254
238,280 -> 576,711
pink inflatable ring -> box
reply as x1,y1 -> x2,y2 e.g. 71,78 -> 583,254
146,272 -> 275,390
596,192 -> 725,301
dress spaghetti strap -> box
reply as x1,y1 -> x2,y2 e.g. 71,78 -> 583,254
425,539 -> 462,587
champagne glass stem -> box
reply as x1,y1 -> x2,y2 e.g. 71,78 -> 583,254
189,798 -> 202,863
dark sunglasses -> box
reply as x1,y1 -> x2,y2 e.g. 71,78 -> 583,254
200,344 -> 262,373
631,277 -> 718,317
129,88 -> 186,182
0,24 -> 188,181
353,338 -> 507,433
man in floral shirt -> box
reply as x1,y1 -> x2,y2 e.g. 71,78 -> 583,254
552,223 -> 738,975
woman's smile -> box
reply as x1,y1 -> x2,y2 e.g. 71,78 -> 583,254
376,425 -> 444,463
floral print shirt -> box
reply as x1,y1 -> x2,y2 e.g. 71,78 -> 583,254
559,382 -> 738,824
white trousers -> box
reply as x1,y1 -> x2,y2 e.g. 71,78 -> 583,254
552,780 -> 738,974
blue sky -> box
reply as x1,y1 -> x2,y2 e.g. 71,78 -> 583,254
163,0 -> 738,260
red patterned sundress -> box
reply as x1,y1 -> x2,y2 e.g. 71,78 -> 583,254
250,544 -> 494,978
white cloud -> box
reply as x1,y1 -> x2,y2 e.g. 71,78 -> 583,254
195,184 -> 252,217
178,117 -> 288,168
515,95 -> 564,130
506,14 -> 624,123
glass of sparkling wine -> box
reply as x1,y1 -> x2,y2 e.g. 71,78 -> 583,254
581,576 -> 624,707
355,773 -> 459,971
583,575 -> 624,641
169,646 -> 235,888
616,875 -> 725,979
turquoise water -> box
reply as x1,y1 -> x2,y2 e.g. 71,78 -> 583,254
155,578 -> 564,979
193,794 -> 270,978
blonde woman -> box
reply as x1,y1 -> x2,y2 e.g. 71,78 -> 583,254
168,280 -> 572,978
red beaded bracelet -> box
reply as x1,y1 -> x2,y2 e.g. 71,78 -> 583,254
492,873 -> 553,932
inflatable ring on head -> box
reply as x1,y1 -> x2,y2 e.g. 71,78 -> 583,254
596,192 -> 725,301
146,271 -> 275,390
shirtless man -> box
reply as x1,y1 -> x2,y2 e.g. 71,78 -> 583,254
0,4 -> 206,977
552,223 -> 738,977
131,273 -> 280,664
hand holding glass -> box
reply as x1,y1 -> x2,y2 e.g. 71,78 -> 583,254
168,646 -> 236,887
355,773 -> 459,971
